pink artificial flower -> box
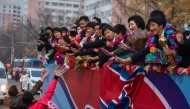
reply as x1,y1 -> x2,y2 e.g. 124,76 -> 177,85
166,25 -> 173,30
75,30 -> 82,39
176,67 -> 184,75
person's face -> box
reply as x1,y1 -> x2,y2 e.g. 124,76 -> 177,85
95,25 -> 101,36
92,19 -> 98,23
114,32 -> 122,39
77,26 -> 82,32
150,22 -> 163,36
104,29 -> 114,41
146,30 -> 152,37
186,35 -> 190,40
54,31 -> 61,39
46,30 -> 53,38
87,27 -> 95,35
129,20 -> 139,33
79,20 -> 88,30
62,32 -> 66,36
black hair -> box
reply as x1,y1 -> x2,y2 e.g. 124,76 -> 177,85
99,23 -> 108,30
113,24 -> 127,35
149,10 -> 167,28
8,85 -> 18,96
128,15 -> 145,30
93,17 -> 101,23
148,17 -> 167,28
53,27 -> 62,33
78,16 -> 89,22
74,19 -> 79,25
95,23 -> 101,27
75,25 -> 81,30
86,22 -> 96,29
61,27 -> 68,33
102,24 -> 113,36
183,29 -> 190,40
45,27 -> 53,32
150,10 -> 166,20
22,91 -> 34,106
146,22 -> 150,30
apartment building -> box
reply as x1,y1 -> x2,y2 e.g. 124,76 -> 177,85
0,0 -> 22,30
84,0 -> 112,23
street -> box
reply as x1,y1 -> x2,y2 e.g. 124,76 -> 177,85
0,79 -> 40,109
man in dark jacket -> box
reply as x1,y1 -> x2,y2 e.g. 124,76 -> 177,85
8,70 -> 49,109
78,16 -> 89,40
15,69 -> 20,82
38,27 -> 55,59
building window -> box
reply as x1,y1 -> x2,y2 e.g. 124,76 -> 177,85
59,10 -> 65,13
9,6 -> 11,8
9,14 -> 11,16
73,4 -> 79,8
108,10 -> 111,16
82,0 -> 84,2
97,13 -> 100,18
38,14 -> 41,19
101,12 -> 104,18
93,3 -> 98,8
66,17 -> 71,20
2,26 -> 4,28
101,0 -> 106,6
105,10 -> 111,17
82,6 -> 84,9
52,2 -> 58,6
86,6 -> 89,11
39,1 -> 41,5
52,16 -> 57,19
97,1 -> 100,7
13,10 -> 16,13
18,7 -> 21,10
73,11 -> 78,14
3,22 -> 5,24
89,4 -> 92,10
59,3 -> 65,6
45,2 -> 50,5
52,9 -> 58,12
4,6 -> 6,8
18,11 -> 20,14
66,10 -> 71,14
3,10 -> 5,12
3,18 -> 5,20
9,10 -> 11,12
106,0 -> 111,5
38,8 -> 41,12
66,4 -> 72,7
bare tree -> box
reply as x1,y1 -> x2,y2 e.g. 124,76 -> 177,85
113,0 -> 190,29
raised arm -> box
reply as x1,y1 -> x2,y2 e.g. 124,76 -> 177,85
40,70 -> 62,102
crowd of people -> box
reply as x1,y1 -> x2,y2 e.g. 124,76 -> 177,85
38,9 -> 190,72
4,9 -> 190,109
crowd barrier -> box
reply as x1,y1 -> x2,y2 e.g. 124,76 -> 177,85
42,63 -> 190,109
